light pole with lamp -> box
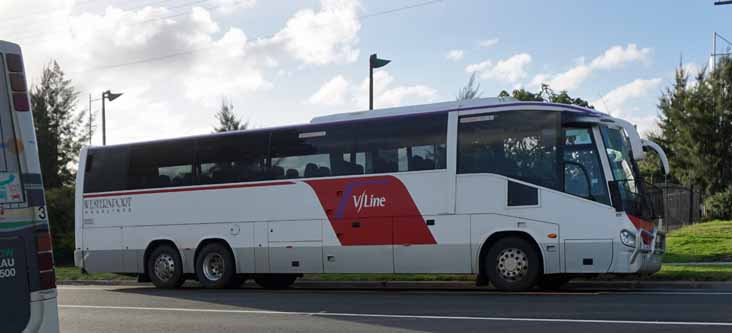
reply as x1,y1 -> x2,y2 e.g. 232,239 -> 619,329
369,53 -> 391,110
101,90 -> 123,146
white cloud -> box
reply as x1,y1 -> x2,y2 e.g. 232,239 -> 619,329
465,53 -> 532,83
307,75 -> 350,106
590,43 -> 651,70
445,49 -> 464,61
1,0 -> 367,144
307,70 -> 437,109
544,64 -> 593,91
593,78 -> 662,136
271,0 -> 361,65
530,44 -> 652,91
478,38 -> 499,48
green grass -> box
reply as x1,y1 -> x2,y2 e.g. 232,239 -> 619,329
55,266 -> 134,281
650,265 -> 732,281
664,220 -> 732,263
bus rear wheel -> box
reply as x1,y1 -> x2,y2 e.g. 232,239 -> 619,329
147,244 -> 185,289
484,237 -> 541,291
195,243 -> 238,289
254,275 -> 298,289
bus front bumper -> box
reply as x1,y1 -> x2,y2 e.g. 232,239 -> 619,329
612,229 -> 665,274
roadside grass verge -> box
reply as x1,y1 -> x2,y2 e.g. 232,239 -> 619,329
664,220 -> 732,263
55,266 -> 134,281
650,265 -> 732,281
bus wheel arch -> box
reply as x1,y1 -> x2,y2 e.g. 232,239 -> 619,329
478,231 -> 544,291
194,238 -> 242,288
144,240 -> 185,289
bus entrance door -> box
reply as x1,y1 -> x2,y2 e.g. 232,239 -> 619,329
0,236 -> 31,332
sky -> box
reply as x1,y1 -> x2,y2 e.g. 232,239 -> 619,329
1,0 -> 730,145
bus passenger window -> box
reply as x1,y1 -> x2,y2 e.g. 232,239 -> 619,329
457,111 -> 561,190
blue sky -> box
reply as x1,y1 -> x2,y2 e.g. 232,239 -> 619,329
2,0 -> 731,143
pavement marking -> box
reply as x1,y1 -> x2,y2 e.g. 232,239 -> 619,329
58,304 -> 732,327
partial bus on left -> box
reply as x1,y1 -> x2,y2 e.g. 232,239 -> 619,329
0,40 -> 60,333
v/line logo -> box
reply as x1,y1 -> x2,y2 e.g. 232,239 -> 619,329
352,191 -> 386,213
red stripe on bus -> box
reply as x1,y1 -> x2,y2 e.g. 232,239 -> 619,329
305,176 -> 437,246
83,181 -> 295,198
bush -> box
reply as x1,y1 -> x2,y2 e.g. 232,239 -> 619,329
45,186 -> 76,265
704,188 -> 732,221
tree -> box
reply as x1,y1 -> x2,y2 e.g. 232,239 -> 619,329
498,84 -> 594,108
31,61 -> 89,188
457,72 -> 482,100
214,98 -> 247,132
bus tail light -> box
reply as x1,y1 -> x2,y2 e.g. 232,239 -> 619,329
9,73 -> 26,92
5,53 -> 24,73
12,93 -> 29,111
36,230 -> 57,290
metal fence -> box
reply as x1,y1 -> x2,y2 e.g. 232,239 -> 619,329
655,184 -> 703,231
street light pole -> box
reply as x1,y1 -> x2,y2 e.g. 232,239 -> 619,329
102,92 -> 106,146
369,53 -> 391,110
100,90 -> 123,146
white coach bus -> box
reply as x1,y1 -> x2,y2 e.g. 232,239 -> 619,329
75,98 -> 669,291
0,41 -> 59,332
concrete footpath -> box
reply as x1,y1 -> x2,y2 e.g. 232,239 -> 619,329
58,279 -> 732,290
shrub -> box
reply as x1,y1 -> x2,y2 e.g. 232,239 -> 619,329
704,188 -> 732,221
45,186 -> 76,265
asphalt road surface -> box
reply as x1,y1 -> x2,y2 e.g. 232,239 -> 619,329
58,284 -> 732,333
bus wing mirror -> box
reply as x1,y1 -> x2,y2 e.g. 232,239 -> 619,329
641,139 -> 670,175
608,181 -> 624,212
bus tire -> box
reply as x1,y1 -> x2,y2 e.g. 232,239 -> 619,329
484,237 -> 541,291
147,244 -> 185,289
195,242 -> 237,289
254,275 -> 298,290
538,275 -> 571,290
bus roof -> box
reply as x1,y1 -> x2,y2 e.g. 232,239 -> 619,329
0,40 -> 21,53
310,97 -> 605,124
88,98 -> 609,151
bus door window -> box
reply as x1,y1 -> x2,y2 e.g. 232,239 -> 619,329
563,127 -> 610,204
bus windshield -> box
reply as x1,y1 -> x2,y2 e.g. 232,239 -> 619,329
601,126 -> 661,222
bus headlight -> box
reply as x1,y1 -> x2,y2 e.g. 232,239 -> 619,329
620,229 -> 636,248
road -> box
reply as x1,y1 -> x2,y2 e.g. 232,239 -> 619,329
58,284 -> 732,333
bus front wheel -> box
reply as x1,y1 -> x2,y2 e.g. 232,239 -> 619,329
147,244 -> 185,289
484,237 -> 541,291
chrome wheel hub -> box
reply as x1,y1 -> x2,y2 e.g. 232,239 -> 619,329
154,254 -> 176,282
497,248 -> 528,281
202,253 -> 225,281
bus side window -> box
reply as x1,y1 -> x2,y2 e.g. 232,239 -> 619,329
355,114 -> 447,175
85,154 -> 94,172
128,142 -> 194,190
457,111 -> 561,190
